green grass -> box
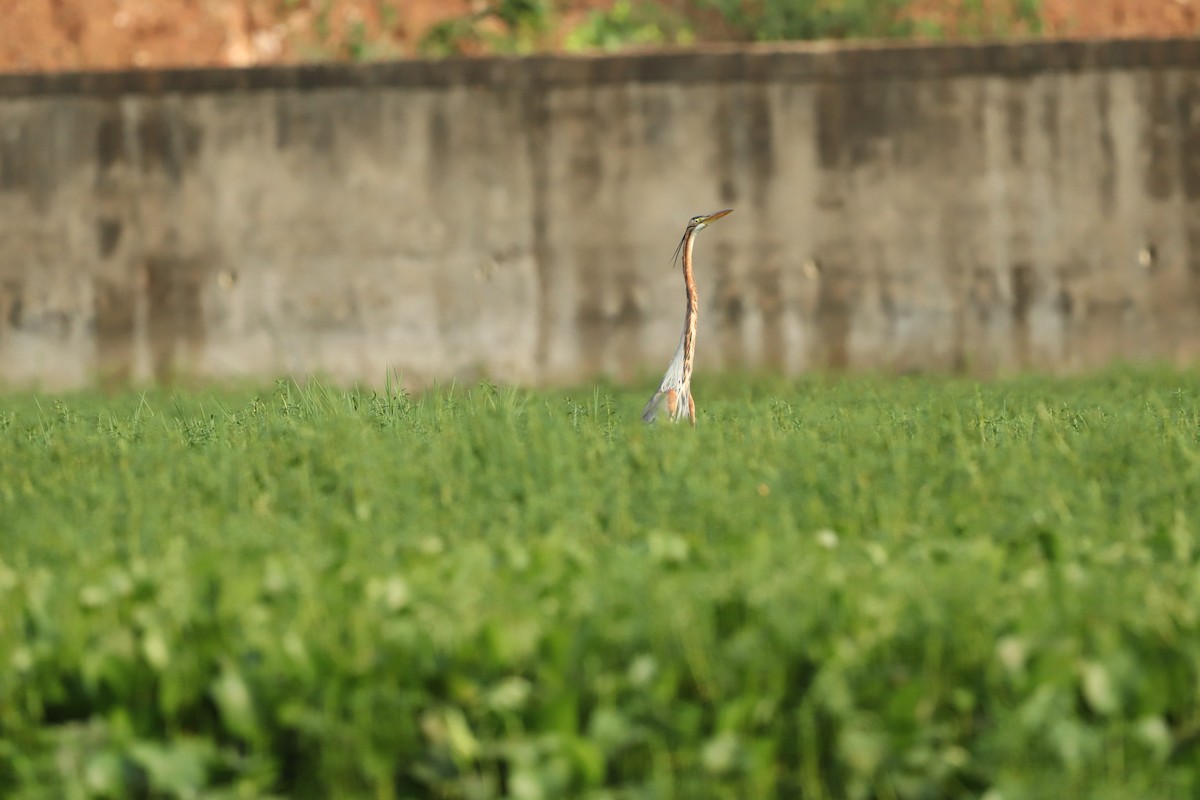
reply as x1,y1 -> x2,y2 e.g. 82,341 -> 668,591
3,369 -> 1200,798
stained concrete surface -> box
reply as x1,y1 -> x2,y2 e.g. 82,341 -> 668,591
1,39 -> 1199,388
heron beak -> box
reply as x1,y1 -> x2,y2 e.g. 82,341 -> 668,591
699,209 -> 733,225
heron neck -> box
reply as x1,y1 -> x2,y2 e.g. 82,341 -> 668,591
681,230 -> 699,385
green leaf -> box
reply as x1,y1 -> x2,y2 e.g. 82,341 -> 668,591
210,663 -> 259,742
1080,661 -> 1118,716
128,738 -> 214,796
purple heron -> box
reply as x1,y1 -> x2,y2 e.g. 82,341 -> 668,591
641,209 -> 733,426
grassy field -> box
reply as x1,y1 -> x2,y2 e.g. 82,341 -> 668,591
3,369 -> 1200,799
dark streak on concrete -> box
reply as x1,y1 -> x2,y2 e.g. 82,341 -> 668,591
1040,82 -> 1061,166
96,108 -> 123,171
712,88 -> 737,206
814,244 -> 855,370
1011,262 -> 1035,366
891,80 -> 933,171
1095,78 -> 1117,213
814,82 -> 841,170
146,254 -> 208,382
746,84 -> 774,209
712,83 -> 774,207
968,267 -> 999,323
640,89 -> 672,149
755,252 -> 785,370
0,279 -> 22,336
709,241 -> 743,368
612,270 -> 643,381
817,79 -> 891,170
576,255 -> 604,377
136,105 -> 202,181
567,108 -> 603,208
520,75 -> 553,378
0,121 -> 28,190
92,276 -> 134,382
427,103 -> 451,186
1142,71 -> 1175,201
1187,229 -> 1200,302
1005,85 -> 1026,165
1178,74 -> 1200,202
610,86 -> 634,194
276,92 -> 335,155
97,217 -> 122,258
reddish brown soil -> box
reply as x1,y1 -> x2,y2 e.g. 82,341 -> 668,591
908,0 -> 1198,38
0,0 -> 1195,73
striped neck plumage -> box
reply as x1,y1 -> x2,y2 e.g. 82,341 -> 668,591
681,229 -> 699,386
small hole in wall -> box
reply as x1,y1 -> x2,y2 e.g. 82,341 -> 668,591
1138,245 -> 1157,270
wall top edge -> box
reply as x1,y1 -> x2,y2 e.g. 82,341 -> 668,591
1,37 -> 1197,97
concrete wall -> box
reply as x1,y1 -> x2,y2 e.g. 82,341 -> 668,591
2,39 -> 1199,389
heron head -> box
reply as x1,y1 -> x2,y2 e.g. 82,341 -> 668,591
689,209 -> 733,231
671,209 -> 732,267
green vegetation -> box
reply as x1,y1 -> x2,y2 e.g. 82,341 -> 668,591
564,1 -> 693,53
696,0 -> 1042,42
420,0 -> 556,57
912,0 -> 1043,39
278,0 -> 1046,61
419,0 -> 1045,56
3,369 -> 1200,798
697,0 -> 917,42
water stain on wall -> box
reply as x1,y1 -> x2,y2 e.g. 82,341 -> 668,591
0,121 -> 31,192
1010,262 -> 1035,366
135,106 -> 203,182
0,279 -> 22,339
577,246 -> 623,377
276,92 -> 335,154
754,253 -> 785,370
639,90 -> 674,149
1094,79 -> 1118,213
96,110 -> 123,173
92,276 -> 135,382
96,218 -> 122,258
815,79 -> 891,171
712,84 -> 774,209
426,103 -> 451,183
1005,86 -> 1027,165
1142,72 -> 1176,201
1040,84 -> 1062,165
94,100 -> 203,177
564,104 -> 604,207
146,254 -> 208,382
813,241 -> 857,370
1178,74 -> 1200,202
711,242 -> 745,368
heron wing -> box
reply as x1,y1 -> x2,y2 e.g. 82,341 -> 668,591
641,390 -> 669,423
643,319 -> 690,424
642,385 -> 689,424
